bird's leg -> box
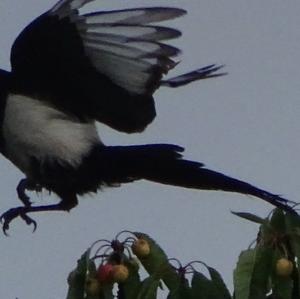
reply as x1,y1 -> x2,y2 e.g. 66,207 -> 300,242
0,193 -> 78,235
16,178 -> 42,207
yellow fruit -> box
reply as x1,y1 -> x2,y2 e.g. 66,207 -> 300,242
132,239 -> 151,257
112,264 -> 129,282
85,277 -> 101,296
276,258 -> 293,277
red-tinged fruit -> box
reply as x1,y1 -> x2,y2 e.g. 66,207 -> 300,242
112,264 -> 129,282
276,258 -> 293,277
132,238 -> 151,257
97,263 -> 113,283
85,277 -> 101,296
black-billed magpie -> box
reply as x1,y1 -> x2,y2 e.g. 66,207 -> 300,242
0,0 -> 295,233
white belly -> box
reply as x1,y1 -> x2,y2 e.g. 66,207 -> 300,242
3,94 -> 101,175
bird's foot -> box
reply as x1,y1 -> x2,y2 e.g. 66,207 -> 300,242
17,178 -> 42,206
0,193 -> 78,235
0,206 -> 37,236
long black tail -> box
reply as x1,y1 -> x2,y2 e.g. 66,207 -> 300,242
93,144 -> 294,212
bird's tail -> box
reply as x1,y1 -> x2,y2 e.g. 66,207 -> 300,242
91,144 -> 294,212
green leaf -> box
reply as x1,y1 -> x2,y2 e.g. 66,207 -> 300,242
100,286 -> 114,299
232,212 -> 266,225
285,212 -> 300,258
285,212 -> 300,297
191,271 -> 219,299
119,258 -> 142,299
234,247 -> 273,299
168,278 -> 192,299
270,209 -> 286,233
207,267 -> 232,299
136,276 -> 161,299
272,272 -> 294,299
85,285 -> 114,299
66,250 -> 90,299
133,232 -> 180,290
79,250 -> 91,275
66,270 -> 85,299
87,260 -> 97,278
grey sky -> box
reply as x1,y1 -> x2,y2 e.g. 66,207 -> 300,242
1,1 -> 300,298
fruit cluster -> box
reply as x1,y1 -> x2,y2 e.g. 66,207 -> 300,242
66,211 -> 300,299
83,232 -> 151,296
67,231 -> 233,299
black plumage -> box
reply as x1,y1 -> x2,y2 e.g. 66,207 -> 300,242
0,0 -> 294,233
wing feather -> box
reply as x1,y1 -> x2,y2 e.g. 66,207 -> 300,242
75,7 -> 184,94
83,36 -> 180,59
81,7 -> 186,25
10,0 -> 224,132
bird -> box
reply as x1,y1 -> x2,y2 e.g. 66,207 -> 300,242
0,0 -> 295,233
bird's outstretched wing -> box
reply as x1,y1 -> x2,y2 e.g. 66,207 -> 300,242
10,0 -> 223,132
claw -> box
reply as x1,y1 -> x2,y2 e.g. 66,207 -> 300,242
0,193 -> 78,234
0,207 -> 37,236
16,178 -> 42,207
20,213 -> 37,232
17,179 -> 33,206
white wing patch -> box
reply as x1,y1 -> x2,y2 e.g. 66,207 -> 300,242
49,1 -> 186,95
77,25 -> 181,41
3,94 -> 101,175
